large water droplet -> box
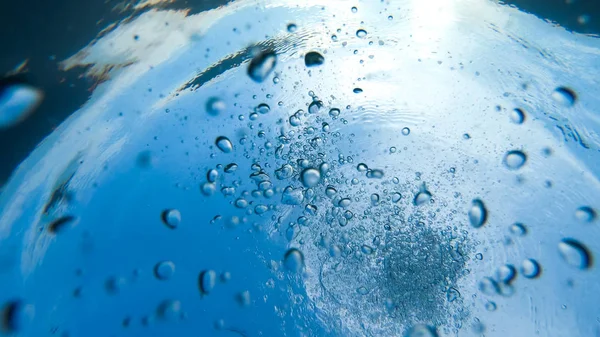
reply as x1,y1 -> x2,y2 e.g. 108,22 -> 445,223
301,168 -> 321,187
308,100 -> 323,114
284,248 -> 304,272
402,127 -> 411,136
521,258 -> 541,279
215,136 -> 233,153
247,50 -> 277,83
510,108 -> 526,124
558,238 -> 592,270
154,261 -> 176,280
198,270 -> 217,295
468,199 -> 488,228
405,324 -> 439,337
161,209 -> 181,229
575,206 -> 596,223
509,223 -> 528,236
256,103 -> 270,114
1,301 -> 34,333
206,97 -> 226,116
207,169 -> 219,183
552,87 -> 577,107
356,29 -> 367,38
413,184 -> 432,206
305,51 -> 325,67
503,150 -> 527,170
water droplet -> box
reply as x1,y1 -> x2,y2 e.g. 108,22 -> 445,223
510,108 -> 526,124
521,258 -> 541,279
201,182 -> 216,196
413,184 -> 432,206
361,245 -> 374,255
215,136 -> 233,153
468,199 -> 488,228
289,114 -> 301,126
287,23 -> 297,32
198,270 -> 217,295
388,15 -> 394,20
366,169 -> 384,179
405,324 -> 439,337
495,264 -> 517,284
357,163 -> 368,172
558,238 -> 592,270
305,51 -> 325,67
157,300 -> 182,321
301,168 -> 321,187
338,198 -> 352,208
476,253 -> 483,260
325,186 -> 337,198
392,192 -> 402,203
275,164 -> 294,180
351,6 -> 358,13
206,97 -> 226,116
552,87 -> 577,107
371,193 -> 380,205
105,276 -> 126,294
154,261 -> 175,280
308,100 -> 323,114
510,223 -> 528,236
503,150 -> 527,170
401,127 -> 410,136
48,215 -> 77,234
353,88 -> 363,94
0,80 -> 44,129
247,50 -> 277,83
356,29 -> 367,38
254,204 -> 269,215
236,291 -> 251,307
1,301 -> 34,332
575,206 -> 596,223
329,108 -> 340,118
161,209 -> 181,229
256,103 -> 270,114
224,163 -> 238,173
207,169 -> 219,183
284,248 -> 304,272
485,301 -> 497,311
446,287 -> 460,302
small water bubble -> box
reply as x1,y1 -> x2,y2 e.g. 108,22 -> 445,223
329,108 -> 340,118
575,206 -> 596,223
495,264 -> 517,284
510,223 -> 528,236
201,182 -> 216,196
552,87 -> 577,107
256,103 -> 270,114
215,136 -> 233,153
254,204 -> 269,214
463,133 -> 471,140
510,108 -> 526,124
351,6 -> 358,13
353,88 -> 363,94
161,209 -> 181,229
388,15 -> 393,20
284,248 -> 304,272
1,301 -> 35,333
356,29 -> 367,38
206,97 -> 226,116
521,259 -> 541,279
391,192 -> 402,203
405,324 -> 439,337
392,177 -> 399,184
247,50 -> 277,83
224,163 -> 238,173
47,215 -> 77,234
207,169 -> 219,183
478,277 -> 499,296
356,286 -> 369,295
558,238 -> 592,270
308,100 -> 323,114
301,168 -> 321,187
371,193 -> 380,205
503,150 -> 527,170
413,184 -> 432,206
287,23 -> 297,32
235,198 -> 248,209
446,287 -> 460,302
401,127 -> 410,136
157,300 -> 182,321
154,261 -> 175,280
476,253 -> 483,260
198,270 -> 217,295
468,199 -> 488,228
338,198 -> 352,208
357,163 -> 368,172
325,186 -> 337,198
485,301 -> 497,311
305,51 -> 325,67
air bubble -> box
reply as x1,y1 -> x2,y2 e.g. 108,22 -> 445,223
575,206 -> 596,223
509,223 -> 528,236
287,23 -> 297,33
154,261 -> 175,280
215,136 -> 233,153
558,238 -> 592,270
468,199 -> 488,228
224,163 -> 238,173
161,209 -> 181,229
413,184 -> 432,206
308,100 -> 323,114
521,259 -> 541,279
552,87 -> 577,107
256,103 -> 270,114
510,108 -> 526,124
284,248 -> 304,272
503,150 -> 527,170
402,127 -> 410,135
301,168 -> 321,187
198,270 -> 217,295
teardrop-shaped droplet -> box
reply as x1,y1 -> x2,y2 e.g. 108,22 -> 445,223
154,261 -> 176,280
284,248 -> 304,272
206,97 -> 226,116
552,87 -> 577,107
558,238 -> 592,270
305,51 -> 325,67
521,258 -> 541,279
215,136 -> 233,153
575,206 -> 596,223
198,270 -> 217,295
503,150 -> 527,170
247,50 -> 277,83
161,209 -> 181,229
468,199 -> 488,228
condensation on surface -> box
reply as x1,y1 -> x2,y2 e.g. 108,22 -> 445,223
1,0 -> 600,336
